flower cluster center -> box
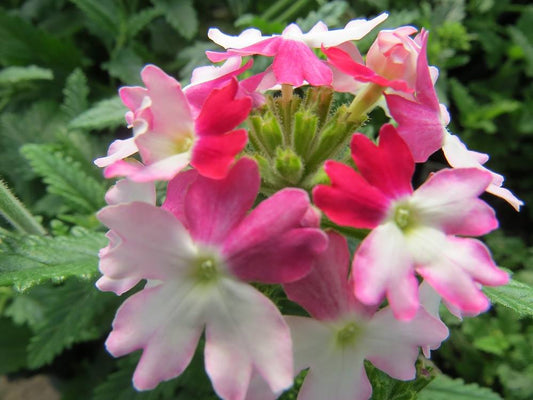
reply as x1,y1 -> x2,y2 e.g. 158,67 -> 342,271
193,255 -> 220,284
335,321 -> 361,347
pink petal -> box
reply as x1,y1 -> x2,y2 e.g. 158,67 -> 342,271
271,40 -> 332,86
284,231 -> 361,320
411,168 -> 497,236
97,202 -> 196,281
194,79 -> 252,136
363,306 -> 448,380
208,27 -> 265,49
323,46 -> 413,92
161,169 -> 199,228
206,37 -> 281,62
224,189 -> 328,283
95,275 -> 139,295
313,160 -> 390,229
119,86 -> 148,111
106,281 -> 205,390
352,222 -> 419,320
204,278 -> 293,400
117,153 -> 191,182
190,128 -> 248,179
184,157 -> 260,245
104,179 -> 156,205
351,124 -> 414,199
139,65 -> 194,138
94,137 -> 138,168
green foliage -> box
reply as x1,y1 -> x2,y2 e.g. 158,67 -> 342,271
0,316 -> 32,374
0,229 -> 106,291
62,68 -> 90,120
484,279 -> 533,319
419,375 -> 503,400
69,97 -> 126,131
151,0 -> 198,40
0,65 -> 53,85
21,144 -> 106,214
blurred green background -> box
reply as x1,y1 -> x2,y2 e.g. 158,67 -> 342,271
0,0 -> 532,399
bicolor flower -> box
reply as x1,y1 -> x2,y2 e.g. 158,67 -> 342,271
97,158 -> 328,399
206,14 -> 388,87
313,124 -> 509,320
282,231 -> 448,400
94,65 -> 252,181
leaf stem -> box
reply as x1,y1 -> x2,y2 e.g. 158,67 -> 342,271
0,179 -> 46,235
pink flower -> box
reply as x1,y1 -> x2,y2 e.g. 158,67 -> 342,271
96,158 -> 328,399
281,231 -> 448,400
322,26 -> 427,93
94,65 -> 252,182
184,56 -> 265,114
313,124 -> 509,320
385,31 -> 523,210
206,14 -> 388,87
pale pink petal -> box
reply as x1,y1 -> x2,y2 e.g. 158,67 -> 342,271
352,222 -> 418,320
303,13 -> 388,47
121,153 -> 191,182
119,86 -> 148,111
313,160 -> 390,229
351,125 -> 414,199
206,37 -> 281,62
95,275 -> 139,295
223,189 -> 328,283
106,281 -> 206,390
443,134 -> 523,211
204,278 -> 293,400
97,202 -> 196,281
104,179 -> 156,205
208,27 -> 265,49
410,168 -> 497,236
244,372 -> 277,400
184,157 -> 260,245
94,137 -> 138,167
363,307 -> 448,380
161,169 -> 199,228
284,232 -> 360,320
139,65 -> 194,138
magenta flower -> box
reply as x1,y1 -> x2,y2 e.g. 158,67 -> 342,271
313,124 -> 509,320
282,231 -> 448,400
94,65 -> 252,182
206,14 -> 388,87
96,158 -> 328,399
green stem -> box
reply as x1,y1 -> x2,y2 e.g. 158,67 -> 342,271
0,179 -> 46,235
275,0 -> 309,23
261,0 -> 294,20
346,83 -> 385,123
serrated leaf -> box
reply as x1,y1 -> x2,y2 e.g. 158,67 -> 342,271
62,68 -> 89,119
418,375 -> 502,400
70,0 -> 124,39
0,65 -> 53,85
21,144 -> 106,214
0,9 -> 81,73
0,317 -> 31,374
127,7 -> 164,39
483,278 -> 533,318
152,0 -> 198,39
26,278 -> 116,368
102,47 -> 144,84
69,96 -> 126,131
0,229 -> 106,291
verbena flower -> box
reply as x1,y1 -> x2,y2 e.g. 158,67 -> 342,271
206,14 -> 388,87
96,158 -> 328,399
94,65 -> 251,181
313,124 -> 509,320
282,231 -> 448,400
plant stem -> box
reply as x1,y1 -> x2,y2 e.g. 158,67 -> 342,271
0,179 -> 46,235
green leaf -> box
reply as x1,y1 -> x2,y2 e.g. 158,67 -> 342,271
152,0 -> 198,40
0,179 -> 46,235
127,7 -> 164,39
26,278 -> 116,368
62,68 -> 89,120
483,278 -> 533,318
0,317 -> 32,374
102,47 -> 144,84
21,144 -> 106,214
69,97 -> 126,131
70,0 -> 124,38
0,229 -> 106,291
418,375 -> 502,400
0,65 -> 53,85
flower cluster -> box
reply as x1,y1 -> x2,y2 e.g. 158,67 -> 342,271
95,11 -> 520,400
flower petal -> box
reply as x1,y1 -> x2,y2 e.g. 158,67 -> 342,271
104,179 -> 156,205
204,278 -> 293,400
224,188 -> 328,283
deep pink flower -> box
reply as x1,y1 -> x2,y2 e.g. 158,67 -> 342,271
313,124 -> 509,320
206,14 -> 388,87
97,158 -> 328,399
281,231 -> 448,400
94,65 -> 252,181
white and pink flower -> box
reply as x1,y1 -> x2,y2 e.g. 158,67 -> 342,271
96,158 -> 328,399
94,65 -> 252,182
313,124 -> 509,320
